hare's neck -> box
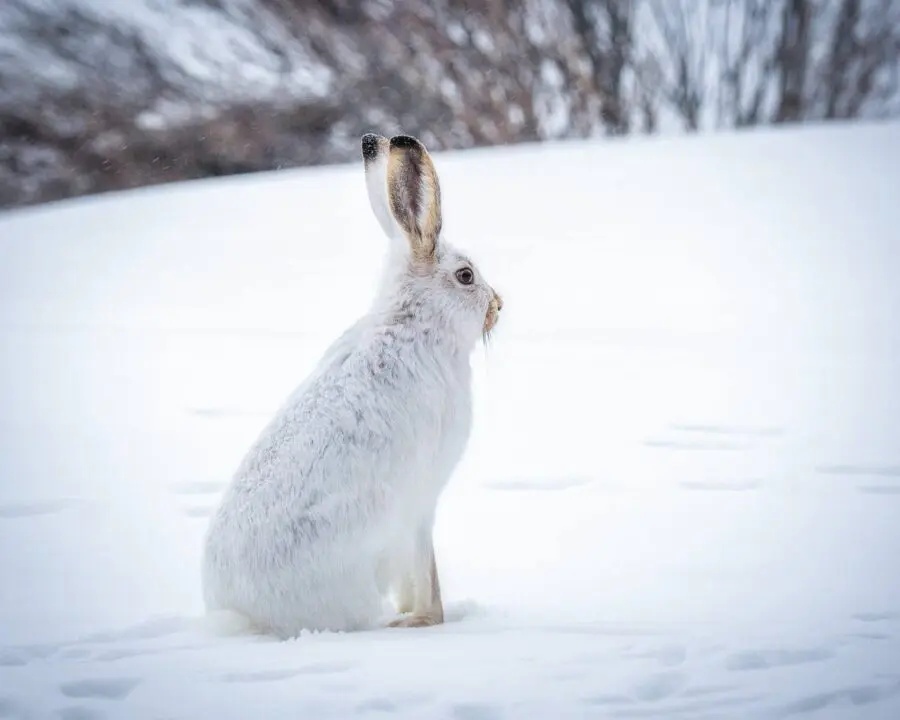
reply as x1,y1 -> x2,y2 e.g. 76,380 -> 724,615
372,292 -> 468,361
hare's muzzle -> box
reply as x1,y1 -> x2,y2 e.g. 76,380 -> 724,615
484,290 -> 503,334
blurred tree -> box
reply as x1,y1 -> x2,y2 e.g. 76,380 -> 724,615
774,0 -> 812,122
817,0 -> 900,120
0,0 -> 897,210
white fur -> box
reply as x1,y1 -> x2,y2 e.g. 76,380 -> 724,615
201,134 -> 497,637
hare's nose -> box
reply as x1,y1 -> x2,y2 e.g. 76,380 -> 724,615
494,293 -> 503,311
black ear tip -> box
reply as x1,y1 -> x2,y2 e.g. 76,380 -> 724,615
389,134 -> 425,152
361,133 -> 383,161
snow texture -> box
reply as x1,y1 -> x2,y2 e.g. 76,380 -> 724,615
1,121 -> 900,718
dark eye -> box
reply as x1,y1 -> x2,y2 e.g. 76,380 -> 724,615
455,267 -> 474,285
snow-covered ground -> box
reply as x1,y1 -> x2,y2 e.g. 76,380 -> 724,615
1,121 -> 900,719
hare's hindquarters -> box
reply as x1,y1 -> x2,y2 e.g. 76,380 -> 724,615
202,515 -> 388,636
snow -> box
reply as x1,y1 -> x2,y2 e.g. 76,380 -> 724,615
2,120 -> 900,719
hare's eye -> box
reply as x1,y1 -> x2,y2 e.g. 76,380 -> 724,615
455,267 -> 474,286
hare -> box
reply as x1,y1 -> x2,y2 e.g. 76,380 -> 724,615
201,133 -> 502,637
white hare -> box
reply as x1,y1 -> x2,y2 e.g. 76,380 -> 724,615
201,133 -> 502,637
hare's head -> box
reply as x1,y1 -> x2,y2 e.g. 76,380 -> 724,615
362,133 -> 502,345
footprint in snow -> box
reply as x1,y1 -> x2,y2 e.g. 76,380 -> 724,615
93,648 -> 161,662
780,682 -> 900,716
0,499 -> 81,520
681,684 -> 739,698
58,648 -> 93,661
59,678 -> 140,701
857,484 -> 900,495
816,464 -> 900,478
646,422 -> 784,453
355,698 -> 397,712
583,694 -> 633,707
724,648 -> 832,671
605,694 -> 764,718
0,697 -> 22,719
0,643 -> 60,666
853,611 -> 899,623
630,671 -> 687,702
77,615 -> 190,645
450,703 -> 502,720
669,423 -> 784,438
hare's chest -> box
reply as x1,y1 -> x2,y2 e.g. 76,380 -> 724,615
389,380 -> 470,524
440,380 -> 472,451
428,366 -> 473,480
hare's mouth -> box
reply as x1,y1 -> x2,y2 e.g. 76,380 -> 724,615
483,292 -> 503,336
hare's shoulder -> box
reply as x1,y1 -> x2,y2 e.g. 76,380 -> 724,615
236,360 -> 394,473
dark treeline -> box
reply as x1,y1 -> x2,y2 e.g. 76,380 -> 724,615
1,0 -> 897,209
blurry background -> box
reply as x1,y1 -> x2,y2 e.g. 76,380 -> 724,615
1,0 -> 898,212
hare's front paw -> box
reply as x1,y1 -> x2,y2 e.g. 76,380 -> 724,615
387,613 -> 442,629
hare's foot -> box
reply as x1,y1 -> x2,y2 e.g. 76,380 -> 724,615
386,525 -> 444,629
387,612 -> 442,629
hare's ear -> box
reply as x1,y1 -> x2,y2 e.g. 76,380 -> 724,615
362,133 -> 406,247
386,135 -> 442,262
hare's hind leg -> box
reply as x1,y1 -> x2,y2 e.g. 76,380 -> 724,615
387,525 -> 444,629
